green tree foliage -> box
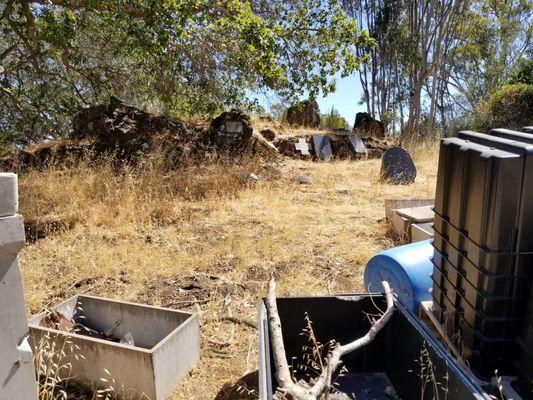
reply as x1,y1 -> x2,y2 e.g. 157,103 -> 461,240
509,59 -> 533,85
0,0 -> 373,145
319,107 -> 349,130
475,83 -> 533,130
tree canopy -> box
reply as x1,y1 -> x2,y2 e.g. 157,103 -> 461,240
0,0 -> 373,144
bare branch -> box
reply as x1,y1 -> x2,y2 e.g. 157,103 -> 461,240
266,278 -> 395,400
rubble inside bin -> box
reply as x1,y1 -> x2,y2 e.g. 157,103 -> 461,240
41,310 -> 136,346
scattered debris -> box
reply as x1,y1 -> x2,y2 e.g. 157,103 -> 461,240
296,175 -> 311,184
285,99 -> 320,127
240,172 -> 260,182
380,147 -> 416,184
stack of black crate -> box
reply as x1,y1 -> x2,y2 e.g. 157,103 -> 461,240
431,128 -> 533,381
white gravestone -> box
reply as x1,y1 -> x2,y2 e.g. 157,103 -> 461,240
0,173 -> 38,399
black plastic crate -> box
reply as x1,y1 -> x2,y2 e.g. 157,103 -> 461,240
434,136 -> 525,253
433,214 -> 533,277
432,278 -> 524,340
455,131 -> 533,254
515,288 -> 533,379
490,128 -> 533,144
258,294 -> 492,399
431,254 -> 528,319
432,230 -> 533,297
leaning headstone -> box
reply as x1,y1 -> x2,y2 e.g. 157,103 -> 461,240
312,135 -> 333,159
0,173 -> 39,400
380,147 -> 416,184
294,138 -> 310,156
348,135 -> 368,154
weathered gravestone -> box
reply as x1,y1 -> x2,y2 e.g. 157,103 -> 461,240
312,135 -> 333,159
209,109 -> 253,153
294,138 -> 310,156
380,147 -> 416,184
348,135 -> 368,154
0,173 -> 39,400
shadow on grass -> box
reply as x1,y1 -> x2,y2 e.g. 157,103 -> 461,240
214,370 -> 259,400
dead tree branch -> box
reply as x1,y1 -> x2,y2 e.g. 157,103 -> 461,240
266,278 -> 395,399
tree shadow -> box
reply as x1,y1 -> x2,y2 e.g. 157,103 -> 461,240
214,370 -> 259,400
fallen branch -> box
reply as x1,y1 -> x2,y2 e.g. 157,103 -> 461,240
266,278 -> 395,399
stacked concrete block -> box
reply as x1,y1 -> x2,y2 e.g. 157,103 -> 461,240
0,173 -> 38,399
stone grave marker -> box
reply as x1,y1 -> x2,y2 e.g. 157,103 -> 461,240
348,135 -> 367,154
294,138 -> 310,156
312,135 -> 333,159
380,147 -> 416,184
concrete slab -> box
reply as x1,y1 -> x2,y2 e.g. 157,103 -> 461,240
384,199 -> 433,222
30,295 -> 200,400
395,205 -> 434,223
0,173 -> 18,217
348,135 -> 367,154
411,222 -> 434,242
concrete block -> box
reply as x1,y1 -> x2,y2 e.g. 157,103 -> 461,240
411,222 -> 434,243
384,198 -> 433,222
391,212 -> 410,241
0,213 -> 38,400
395,205 -> 434,223
29,295 -> 200,400
0,173 -> 18,217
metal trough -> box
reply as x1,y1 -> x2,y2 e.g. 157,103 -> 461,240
258,294 -> 491,400
29,295 -> 199,400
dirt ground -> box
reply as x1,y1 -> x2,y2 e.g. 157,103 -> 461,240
19,146 -> 438,399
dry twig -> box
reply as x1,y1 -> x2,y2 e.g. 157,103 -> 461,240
266,278 -> 395,400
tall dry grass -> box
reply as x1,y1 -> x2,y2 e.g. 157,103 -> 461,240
19,143 -> 439,399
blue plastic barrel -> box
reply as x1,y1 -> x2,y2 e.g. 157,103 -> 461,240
364,239 -> 434,314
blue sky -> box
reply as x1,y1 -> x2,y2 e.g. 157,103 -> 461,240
253,72 -> 365,126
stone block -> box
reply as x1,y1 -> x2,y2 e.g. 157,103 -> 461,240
0,173 -> 18,217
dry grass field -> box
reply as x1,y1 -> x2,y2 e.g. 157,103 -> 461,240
18,143 -> 439,399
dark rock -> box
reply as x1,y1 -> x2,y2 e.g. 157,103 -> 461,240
353,112 -> 385,138
285,99 -> 320,127
312,135 -> 333,159
260,129 -> 277,141
380,147 -> 416,184
209,109 -> 254,154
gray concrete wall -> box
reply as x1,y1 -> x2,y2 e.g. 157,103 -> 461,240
0,173 -> 38,400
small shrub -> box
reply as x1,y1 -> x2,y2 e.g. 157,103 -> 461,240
475,83 -> 533,130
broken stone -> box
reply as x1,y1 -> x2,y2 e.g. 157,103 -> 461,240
353,112 -> 385,138
260,129 -> 277,141
294,138 -> 310,156
312,135 -> 333,159
380,147 -> 416,184
240,172 -> 259,182
285,99 -> 320,127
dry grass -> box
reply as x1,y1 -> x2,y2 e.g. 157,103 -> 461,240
19,144 -> 439,399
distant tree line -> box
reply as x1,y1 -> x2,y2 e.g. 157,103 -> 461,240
342,0 -> 532,140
